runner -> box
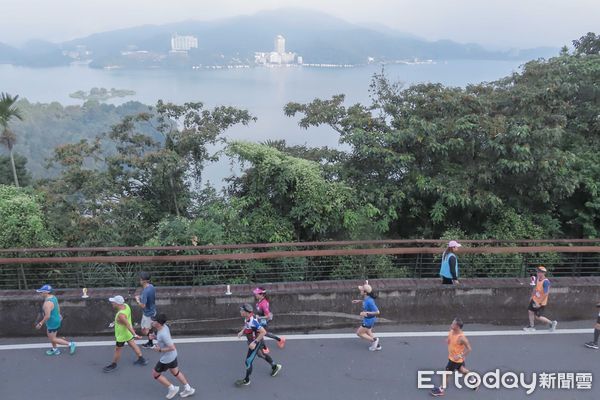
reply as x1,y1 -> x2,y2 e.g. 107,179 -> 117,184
253,287 -> 286,354
523,266 -> 558,332
34,284 -> 76,356
103,295 -> 148,372
430,318 -> 479,396
352,283 -> 381,351
235,303 -> 282,386
135,272 -> 157,348
150,314 -> 196,398
584,301 -> 600,349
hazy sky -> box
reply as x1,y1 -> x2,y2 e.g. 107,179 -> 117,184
1,0 -> 597,48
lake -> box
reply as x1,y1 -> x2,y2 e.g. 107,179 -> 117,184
0,60 -> 525,184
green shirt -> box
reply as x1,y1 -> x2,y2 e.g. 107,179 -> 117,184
114,304 -> 134,343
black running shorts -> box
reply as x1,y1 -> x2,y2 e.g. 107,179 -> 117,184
154,358 -> 178,373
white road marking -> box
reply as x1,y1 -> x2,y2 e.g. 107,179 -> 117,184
0,328 -> 591,351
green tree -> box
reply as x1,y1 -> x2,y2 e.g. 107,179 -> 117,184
572,32 -> 600,55
0,93 -> 24,187
0,154 -> 31,186
42,101 -> 254,246
226,141 -> 370,241
284,41 -> 599,239
0,185 -> 53,248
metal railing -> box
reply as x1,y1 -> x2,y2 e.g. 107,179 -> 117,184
1,240 -> 600,290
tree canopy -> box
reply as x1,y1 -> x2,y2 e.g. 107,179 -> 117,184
2,33 -> 599,248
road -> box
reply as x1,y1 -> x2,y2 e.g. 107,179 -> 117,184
0,324 -> 598,400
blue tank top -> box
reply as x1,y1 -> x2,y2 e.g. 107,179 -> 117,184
45,296 -> 61,330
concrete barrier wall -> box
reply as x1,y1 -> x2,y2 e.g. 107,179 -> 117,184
1,277 -> 599,337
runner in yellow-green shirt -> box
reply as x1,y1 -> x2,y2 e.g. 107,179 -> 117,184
103,295 -> 147,372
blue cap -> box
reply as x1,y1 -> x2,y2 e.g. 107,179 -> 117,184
36,284 -> 53,293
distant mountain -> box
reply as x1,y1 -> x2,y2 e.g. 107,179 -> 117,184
0,8 -> 560,68
0,42 -> 21,64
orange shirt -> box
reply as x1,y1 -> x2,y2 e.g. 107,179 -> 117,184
531,278 -> 549,306
448,330 -> 465,363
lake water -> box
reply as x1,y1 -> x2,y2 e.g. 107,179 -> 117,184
0,60 -> 524,184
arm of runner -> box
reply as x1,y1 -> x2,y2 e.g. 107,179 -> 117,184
36,301 -> 53,328
154,342 -> 176,353
458,336 -> 472,360
249,326 -> 267,349
449,256 -> 459,283
118,313 -> 140,338
136,291 -> 147,309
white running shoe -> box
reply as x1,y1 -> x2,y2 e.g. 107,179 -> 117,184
166,386 -> 180,399
550,321 -> 558,332
369,337 -> 379,351
179,387 -> 195,398
523,326 -> 536,332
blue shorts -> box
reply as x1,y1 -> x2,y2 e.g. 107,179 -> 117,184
361,319 -> 376,329
47,327 -> 59,333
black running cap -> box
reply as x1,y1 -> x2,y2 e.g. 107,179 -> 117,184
139,272 -> 151,281
240,303 -> 253,313
151,314 -> 167,324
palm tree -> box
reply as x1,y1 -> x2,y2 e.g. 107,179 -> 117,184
0,93 -> 23,187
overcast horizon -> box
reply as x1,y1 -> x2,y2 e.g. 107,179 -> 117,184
1,0 -> 598,49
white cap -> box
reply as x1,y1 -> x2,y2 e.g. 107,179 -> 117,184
358,284 -> 373,294
448,240 -> 462,248
108,295 -> 125,305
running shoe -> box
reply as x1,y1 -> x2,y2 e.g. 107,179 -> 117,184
166,385 -> 180,399
235,379 -> 251,386
430,387 -> 445,397
69,341 -> 77,355
46,348 -> 61,356
103,363 -> 118,373
262,345 -> 270,355
179,387 -> 196,398
523,326 -> 536,332
277,336 -> 286,349
133,356 -> 148,366
368,337 -> 379,351
142,341 -> 154,348
271,364 -> 282,377
584,342 -> 599,349
550,320 -> 558,332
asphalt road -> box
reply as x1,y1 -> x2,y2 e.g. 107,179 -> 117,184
1,326 -> 598,400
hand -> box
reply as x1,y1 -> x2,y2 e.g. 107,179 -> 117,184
135,295 -> 140,303
453,280 -> 460,285
453,354 -> 462,361
134,334 -> 141,339
153,345 -> 161,353
249,341 -> 257,350
352,300 -> 361,304
359,312 -> 367,317
35,322 -> 42,330
108,322 -> 115,328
